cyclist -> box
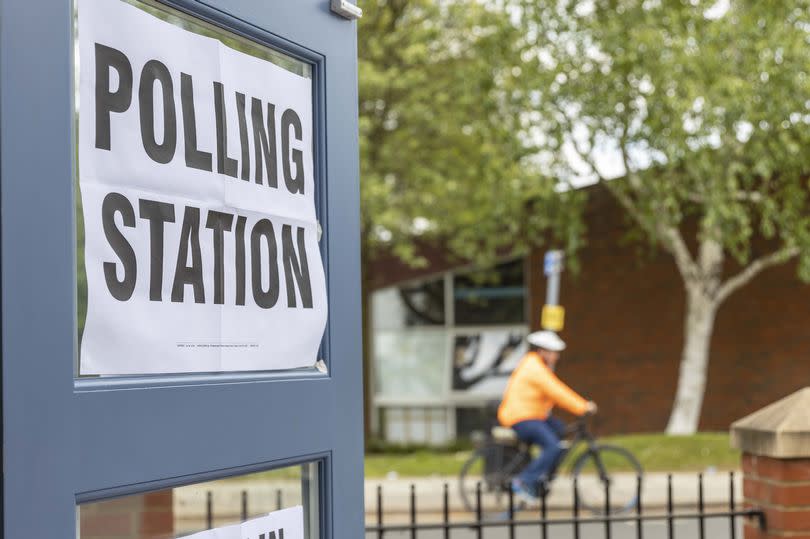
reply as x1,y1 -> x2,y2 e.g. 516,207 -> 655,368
497,330 -> 597,502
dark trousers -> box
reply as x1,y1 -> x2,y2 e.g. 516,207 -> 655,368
512,416 -> 566,487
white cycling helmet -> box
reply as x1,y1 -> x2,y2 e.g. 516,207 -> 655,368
526,330 -> 566,352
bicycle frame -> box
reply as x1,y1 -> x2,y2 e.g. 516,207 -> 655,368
460,415 -> 639,515
546,417 -> 610,483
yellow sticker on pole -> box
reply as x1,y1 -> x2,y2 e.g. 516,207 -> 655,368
541,304 -> 565,331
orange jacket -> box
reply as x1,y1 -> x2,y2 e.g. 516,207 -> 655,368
498,351 -> 589,426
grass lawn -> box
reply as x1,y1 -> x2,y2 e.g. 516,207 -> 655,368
364,432 -> 739,478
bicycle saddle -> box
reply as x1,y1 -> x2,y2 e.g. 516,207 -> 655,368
490,426 -> 518,443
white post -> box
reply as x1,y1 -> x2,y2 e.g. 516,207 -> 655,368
544,250 -> 564,305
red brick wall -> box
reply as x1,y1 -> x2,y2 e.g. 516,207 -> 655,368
80,491 -> 173,539
528,192 -> 810,434
369,188 -> 810,434
742,454 -> 810,539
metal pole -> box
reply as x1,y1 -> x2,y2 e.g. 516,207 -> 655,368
541,487 -> 548,539
573,477 -> 581,539
698,473 -> 705,539
476,482 -> 483,539
410,484 -> 417,539
667,474 -> 674,539
206,491 -> 213,530
604,479 -> 612,539
508,486 -> 515,539
636,475 -> 643,539
544,250 -> 563,306
443,483 -> 450,539
547,272 -> 561,305
377,485 -> 384,539
729,472 -> 737,539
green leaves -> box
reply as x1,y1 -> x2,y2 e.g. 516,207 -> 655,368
521,0 -> 810,274
359,0 -> 575,268
359,0 -> 810,285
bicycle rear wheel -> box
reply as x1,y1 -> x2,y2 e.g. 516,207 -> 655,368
458,442 -> 530,514
571,444 -> 643,515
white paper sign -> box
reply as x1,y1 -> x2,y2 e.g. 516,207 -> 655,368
78,0 -> 327,374
185,506 -> 304,539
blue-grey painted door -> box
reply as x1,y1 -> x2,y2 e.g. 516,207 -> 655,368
0,0 -> 362,536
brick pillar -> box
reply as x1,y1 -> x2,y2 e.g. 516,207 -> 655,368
732,387 -> 810,539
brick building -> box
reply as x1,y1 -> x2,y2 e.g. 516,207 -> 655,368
368,187 -> 810,442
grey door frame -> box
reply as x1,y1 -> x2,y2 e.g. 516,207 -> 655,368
0,0 -> 363,536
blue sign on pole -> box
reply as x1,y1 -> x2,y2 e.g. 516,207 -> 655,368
544,250 -> 564,276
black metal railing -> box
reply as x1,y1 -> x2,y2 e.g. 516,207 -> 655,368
199,471 -> 766,539
364,472 -> 765,539
204,488 -> 285,529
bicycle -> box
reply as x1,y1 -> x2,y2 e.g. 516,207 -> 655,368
458,415 -> 642,516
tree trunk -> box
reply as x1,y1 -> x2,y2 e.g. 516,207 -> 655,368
665,288 -> 719,435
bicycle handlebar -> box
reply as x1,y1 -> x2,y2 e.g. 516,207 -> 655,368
565,412 -> 596,435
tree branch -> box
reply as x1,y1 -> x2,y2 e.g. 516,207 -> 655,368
661,225 -> 699,282
556,109 -> 699,282
555,108 -> 647,229
615,134 -> 698,281
552,103 -> 607,184
716,246 -> 800,304
687,191 -> 764,204
617,133 -> 644,192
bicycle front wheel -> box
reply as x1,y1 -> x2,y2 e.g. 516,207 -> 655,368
571,444 -> 643,515
458,442 -> 530,514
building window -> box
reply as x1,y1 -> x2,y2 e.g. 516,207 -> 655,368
453,259 -> 526,325
371,258 -> 528,444
372,279 -> 445,329
382,407 -> 451,445
373,329 -> 448,400
451,329 -> 527,394
79,462 -> 321,538
455,405 -> 499,442
372,276 -> 449,403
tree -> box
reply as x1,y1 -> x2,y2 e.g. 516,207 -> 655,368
358,0 -> 583,436
521,0 -> 810,433
359,0 -> 581,265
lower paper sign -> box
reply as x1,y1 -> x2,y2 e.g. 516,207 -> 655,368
185,506 -> 304,539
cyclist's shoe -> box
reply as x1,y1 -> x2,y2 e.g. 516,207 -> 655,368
511,478 -> 538,504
